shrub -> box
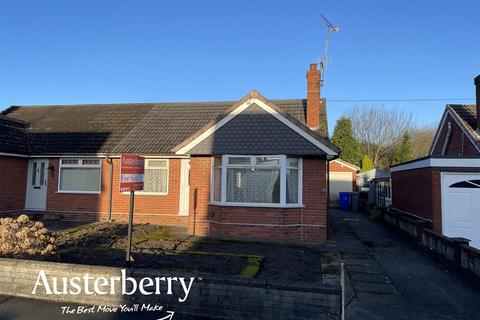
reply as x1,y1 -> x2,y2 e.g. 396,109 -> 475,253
0,214 -> 55,259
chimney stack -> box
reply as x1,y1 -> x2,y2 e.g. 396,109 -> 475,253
475,75 -> 480,132
306,63 -> 321,130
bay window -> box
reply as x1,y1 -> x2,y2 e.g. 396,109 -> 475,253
211,155 -> 302,207
58,158 -> 101,193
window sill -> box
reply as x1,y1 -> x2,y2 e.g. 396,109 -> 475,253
56,190 -> 101,195
121,192 -> 168,196
209,202 -> 304,209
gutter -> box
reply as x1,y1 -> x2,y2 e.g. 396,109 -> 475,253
107,155 -> 114,221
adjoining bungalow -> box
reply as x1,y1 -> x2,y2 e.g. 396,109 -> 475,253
390,75 -> 480,249
328,158 -> 359,206
0,63 -> 339,243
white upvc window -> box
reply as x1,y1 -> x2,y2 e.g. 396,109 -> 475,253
211,155 -> 303,207
123,158 -> 169,195
58,158 -> 102,194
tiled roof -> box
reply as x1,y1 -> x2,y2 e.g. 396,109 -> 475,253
448,104 -> 479,150
2,97 -> 330,155
0,115 -> 29,154
188,103 -> 327,155
449,104 -> 477,131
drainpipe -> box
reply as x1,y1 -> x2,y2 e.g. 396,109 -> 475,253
107,155 -> 114,221
441,122 -> 452,156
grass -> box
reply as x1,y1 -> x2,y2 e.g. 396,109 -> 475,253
239,256 -> 263,278
131,227 -> 175,244
55,222 -> 101,237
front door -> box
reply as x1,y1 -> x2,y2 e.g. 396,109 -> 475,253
25,159 -> 49,211
178,159 -> 190,216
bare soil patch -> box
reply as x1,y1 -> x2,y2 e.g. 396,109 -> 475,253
4,221 -> 329,285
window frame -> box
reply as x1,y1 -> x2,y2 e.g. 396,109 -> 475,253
57,158 -> 102,194
121,158 -> 169,196
210,155 -> 303,208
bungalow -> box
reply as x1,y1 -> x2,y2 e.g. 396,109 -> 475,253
390,75 -> 480,248
0,63 -> 339,243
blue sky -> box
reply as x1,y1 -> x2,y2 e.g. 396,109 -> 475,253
1,0 -> 479,135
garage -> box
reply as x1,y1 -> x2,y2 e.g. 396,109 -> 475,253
329,171 -> 353,201
441,173 -> 480,249
390,156 -> 480,248
328,159 -> 359,206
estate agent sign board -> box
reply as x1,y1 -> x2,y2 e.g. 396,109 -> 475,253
120,154 -> 144,266
120,154 -> 145,192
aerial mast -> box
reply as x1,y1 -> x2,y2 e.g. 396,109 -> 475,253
320,15 -> 340,90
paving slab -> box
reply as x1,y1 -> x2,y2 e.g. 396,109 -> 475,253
329,209 -> 480,320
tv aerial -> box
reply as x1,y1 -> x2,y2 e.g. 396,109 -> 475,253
320,15 -> 339,88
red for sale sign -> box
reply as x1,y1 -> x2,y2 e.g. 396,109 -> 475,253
120,154 -> 145,192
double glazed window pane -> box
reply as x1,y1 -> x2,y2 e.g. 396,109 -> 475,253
226,168 -> 280,203
256,157 -> 279,166
228,157 -> 250,165
143,169 -> 167,193
286,168 -> 299,203
60,168 -> 100,192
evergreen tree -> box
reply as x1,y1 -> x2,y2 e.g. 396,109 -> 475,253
361,154 -> 374,172
331,117 -> 361,167
393,132 -> 413,165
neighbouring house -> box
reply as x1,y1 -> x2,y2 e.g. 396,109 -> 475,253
390,75 -> 480,249
429,76 -> 480,157
356,168 -> 390,191
0,63 -> 339,243
328,158 -> 359,205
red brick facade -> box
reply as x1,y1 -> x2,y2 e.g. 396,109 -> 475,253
187,156 -> 328,243
3,154 -> 328,243
0,156 -> 28,213
44,158 -> 187,225
392,166 -> 480,232
431,113 -> 479,156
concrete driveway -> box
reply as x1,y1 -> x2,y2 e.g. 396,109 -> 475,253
329,209 -> 480,320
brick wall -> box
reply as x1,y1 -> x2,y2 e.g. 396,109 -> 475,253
431,113 -> 480,156
391,167 -> 435,221
0,156 -> 27,213
187,156 -> 328,243
45,158 -> 187,226
392,166 -> 480,233
0,258 -> 340,319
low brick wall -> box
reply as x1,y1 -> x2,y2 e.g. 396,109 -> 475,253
380,208 -> 480,284
0,258 -> 340,319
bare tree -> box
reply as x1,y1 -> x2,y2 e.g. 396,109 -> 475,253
346,105 -> 412,168
409,124 -> 436,159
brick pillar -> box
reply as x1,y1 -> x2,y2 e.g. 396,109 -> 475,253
187,156 -> 211,236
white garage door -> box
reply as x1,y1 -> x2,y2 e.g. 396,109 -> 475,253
441,173 -> 480,249
329,172 -> 353,202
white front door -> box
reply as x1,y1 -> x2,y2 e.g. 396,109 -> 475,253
441,173 -> 480,249
25,159 -> 49,211
178,159 -> 190,216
